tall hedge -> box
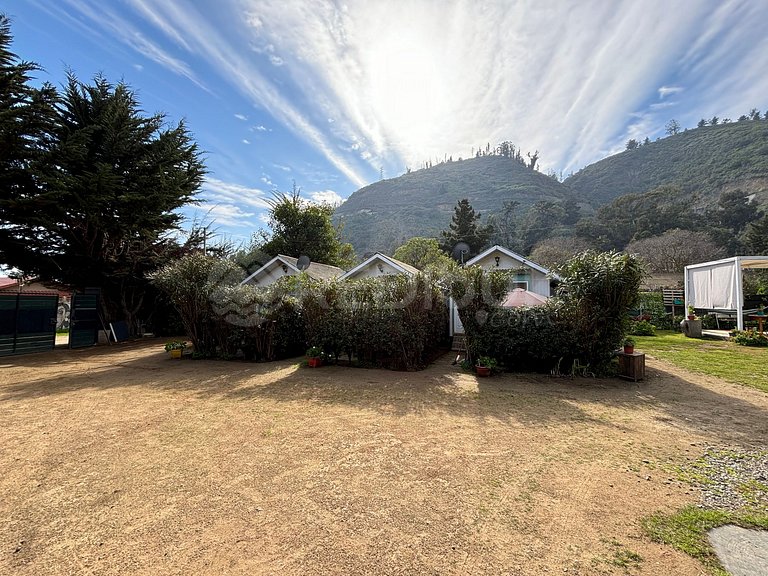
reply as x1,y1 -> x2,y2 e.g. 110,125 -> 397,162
151,253 -> 304,360
300,274 -> 447,370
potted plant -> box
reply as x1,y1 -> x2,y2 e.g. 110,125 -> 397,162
687,305 -> 696,320
475,356 -> 497,377
164,341 -> 187,359
306,346 -> 324,368
623,337 -> 635,354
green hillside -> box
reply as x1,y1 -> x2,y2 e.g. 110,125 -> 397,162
565,120 -> 768,206
334,156 -> 570,256
335,120 -> 768,257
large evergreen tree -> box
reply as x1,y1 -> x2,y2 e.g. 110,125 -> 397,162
0,19 -> 206,331
438,199 -> 492,258
0,14 -> 57,237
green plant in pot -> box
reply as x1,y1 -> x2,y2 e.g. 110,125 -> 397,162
623,337 -> 635,354
164,341 -> 187,358
687,304 -> 696,320
475,356 -> 498,376
306,346 -> 324,367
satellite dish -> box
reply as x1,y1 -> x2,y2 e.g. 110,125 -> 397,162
452,242 -> 471,264
296,254 -> 311,271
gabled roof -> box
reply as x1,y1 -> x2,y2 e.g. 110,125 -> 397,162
240,254 -> 345,285
339,253 -> 420,281
466,245 -> 551,276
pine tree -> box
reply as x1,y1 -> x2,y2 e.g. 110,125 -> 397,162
438,199 -> 493,258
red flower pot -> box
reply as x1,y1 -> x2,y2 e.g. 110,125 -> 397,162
623,345 -> 634,354
307,357 -> 323,368
475,366 -> 491,377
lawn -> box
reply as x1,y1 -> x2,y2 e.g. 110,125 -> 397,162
1,340 -> 767,575
633,330 -> 768,393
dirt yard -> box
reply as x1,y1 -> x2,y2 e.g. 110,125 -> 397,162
1,342 -> 767,575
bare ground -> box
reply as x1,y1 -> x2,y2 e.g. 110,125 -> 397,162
1,341 -> 767,575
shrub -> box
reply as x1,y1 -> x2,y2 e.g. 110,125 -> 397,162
152,254 -> 304,360
636,291 -> 671,328
729,330 -> 768,347
630,320 -> 656,336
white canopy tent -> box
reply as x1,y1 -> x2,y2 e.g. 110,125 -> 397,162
684,256 -> 768,330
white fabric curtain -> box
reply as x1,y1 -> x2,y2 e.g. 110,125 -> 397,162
688,261 -> 738,310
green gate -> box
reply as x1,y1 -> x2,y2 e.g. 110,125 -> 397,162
69,290 -> 100,349
0,293 -> 58,356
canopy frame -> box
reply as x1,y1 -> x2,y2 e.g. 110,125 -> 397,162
684,256 -> 768,331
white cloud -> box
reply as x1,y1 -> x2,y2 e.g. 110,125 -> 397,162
253,125 -> 270,131
61,0 -> 210,92
307,189 -> 344,206
201,177 -> 270,210
234,113 -> 248,121
269,55 -> 284,66
273,163 -> 291,172
242,139 -> 250,144
658,86 -> 683,98
133,63 -> 144,71
200,204 -> 256,228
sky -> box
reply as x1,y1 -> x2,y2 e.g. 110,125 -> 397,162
8,0 -> 768,246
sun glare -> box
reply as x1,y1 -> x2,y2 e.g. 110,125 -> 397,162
365,30 -> 452,161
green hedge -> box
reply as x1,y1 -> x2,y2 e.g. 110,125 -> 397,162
300,275 -> 448,370
452,251 -> 644,374
153,254 -> 448,369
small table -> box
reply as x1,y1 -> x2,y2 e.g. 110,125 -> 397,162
618,352 -> 645,382
748,314 -> 767,334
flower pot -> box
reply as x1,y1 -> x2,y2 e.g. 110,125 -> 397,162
307,357 -> 323,368
169,349 -> 182,359
687,315 -> 696,320
623,345 -> 634,354
475,365 -> 491,377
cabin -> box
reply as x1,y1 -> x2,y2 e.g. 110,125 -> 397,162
450,245 -> 554,336
339,253 -> 420,281
240,255 -> 345,287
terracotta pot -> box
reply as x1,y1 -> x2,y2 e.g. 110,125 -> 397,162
307,357 -> 323,368
687,315 -> 696,320
475,365 -> 491,377
623,345 -> 634,354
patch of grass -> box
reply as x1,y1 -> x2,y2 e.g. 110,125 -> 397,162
633,330 -> 768,392
642,506 -> 768,576
594,538 -> 643,571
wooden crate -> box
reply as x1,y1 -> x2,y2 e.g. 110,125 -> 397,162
618,352 -> 645,381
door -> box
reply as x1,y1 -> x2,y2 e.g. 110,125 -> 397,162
69,290 -> 100,349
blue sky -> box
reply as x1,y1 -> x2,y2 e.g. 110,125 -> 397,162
8,0 -> 768,246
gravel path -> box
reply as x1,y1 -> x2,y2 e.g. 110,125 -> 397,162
683,447 -> 768,512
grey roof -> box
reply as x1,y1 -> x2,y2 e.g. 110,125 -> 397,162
278,255 -> 345,280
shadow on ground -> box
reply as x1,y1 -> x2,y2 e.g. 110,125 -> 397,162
1,340 -> 767,448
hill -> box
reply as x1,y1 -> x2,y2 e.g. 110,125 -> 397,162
334,156 -> 571,256
335,120 -> 768,257
564,120 -> 768,206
